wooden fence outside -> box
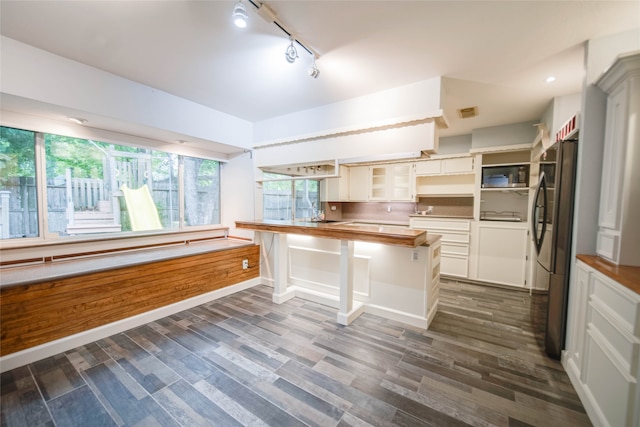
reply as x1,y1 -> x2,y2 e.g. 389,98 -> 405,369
0,177 -> 217,238
263,189 -> 318,221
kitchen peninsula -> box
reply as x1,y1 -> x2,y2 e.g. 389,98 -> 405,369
236,220 -> 441,328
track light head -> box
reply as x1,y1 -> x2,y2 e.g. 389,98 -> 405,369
308,57 -> 320,79
285,38 -> 298,63
232,0 -> 248,28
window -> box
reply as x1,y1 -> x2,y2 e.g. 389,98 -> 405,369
183,156 -> 220,227
0,127 -> 38,239
0,126 -> 221,240
262,173 -> 319,221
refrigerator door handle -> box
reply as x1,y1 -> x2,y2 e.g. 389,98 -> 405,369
531,172 -> 548,254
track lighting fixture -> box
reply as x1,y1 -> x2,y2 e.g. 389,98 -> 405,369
232,1 -> 321,77
232,0 -> 248,28
285,38 -> 298,63
308,56 -> 320,79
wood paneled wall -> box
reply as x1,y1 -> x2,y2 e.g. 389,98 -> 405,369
0,245 -> 260,356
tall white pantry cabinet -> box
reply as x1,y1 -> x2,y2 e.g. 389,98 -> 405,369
563,52 -> 640,427
594,51 -> 640,267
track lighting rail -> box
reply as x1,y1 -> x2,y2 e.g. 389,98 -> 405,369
244,0 -> 319,60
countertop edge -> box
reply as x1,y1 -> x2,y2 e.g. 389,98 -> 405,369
236,220 -> 427,247
576,254 -> 640,295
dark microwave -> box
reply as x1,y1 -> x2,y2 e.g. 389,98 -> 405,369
481,164 -> 529,188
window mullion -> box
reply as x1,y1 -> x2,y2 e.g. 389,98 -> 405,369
178,156 -> 185,228
35,132 -> 49,240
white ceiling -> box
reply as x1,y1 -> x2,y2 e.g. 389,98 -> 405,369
1,0 -> 639,144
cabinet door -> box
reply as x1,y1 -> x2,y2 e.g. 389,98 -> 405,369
369,166 -> 388,200
390,163 -> 414,200
598,86 -> 627,231
323,165 -> 349,201
476,225 -> 528,287
415,160 -> 441,175
443,157 -> 474,174
348,166 -> 370,201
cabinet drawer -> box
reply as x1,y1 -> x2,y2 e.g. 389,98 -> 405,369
410,218 -> 471,231
583,331 -> 636,427
591,272 -> 640,334
589,299 -> 639,371
441,242 -> 469,256
438,232 -> 470,244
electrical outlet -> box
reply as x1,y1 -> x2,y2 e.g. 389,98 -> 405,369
242,259 -> 249,269
387,206 -> 392,212
412,250 -> 419,262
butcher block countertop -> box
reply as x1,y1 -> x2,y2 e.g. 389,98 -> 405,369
235,220 -> 429,247
577,254 -> 640,295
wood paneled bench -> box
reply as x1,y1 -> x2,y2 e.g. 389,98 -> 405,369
0,238 -> 260,358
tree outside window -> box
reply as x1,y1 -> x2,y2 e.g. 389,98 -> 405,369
0,126 -> 221,240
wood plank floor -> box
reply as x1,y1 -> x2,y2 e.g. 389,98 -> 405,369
1,279 -> 591,426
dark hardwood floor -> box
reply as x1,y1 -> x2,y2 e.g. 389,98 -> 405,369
1,279 -> 591,426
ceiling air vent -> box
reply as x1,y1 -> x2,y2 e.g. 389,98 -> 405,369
457,106 -> 478,119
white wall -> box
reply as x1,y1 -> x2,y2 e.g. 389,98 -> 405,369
221,152 -> 256,239
573,29 -> 640,257
471,121 -> 539,149
0,36 -> 253,153
438,134 -> 472,155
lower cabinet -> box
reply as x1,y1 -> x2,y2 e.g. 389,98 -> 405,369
474,223 -> 529,287
410,217 -> 470,279
564,259 -> 640,427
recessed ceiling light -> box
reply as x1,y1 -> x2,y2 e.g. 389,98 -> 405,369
545,76 -> 556,83
69,117 -> 87,125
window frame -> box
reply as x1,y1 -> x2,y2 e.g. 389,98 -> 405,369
261,173 -> 320,222
0,124 -> 224,253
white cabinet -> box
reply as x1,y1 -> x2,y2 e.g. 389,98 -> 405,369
474,223 -> 528,287
348,166 -> 370,201
415,159 -> 442,175
415,156 -> 475,196
411,218 -> 471,279
415,156 -> 474,176
369,163 -> 414,201
595,52 -> 640,267
323,165 -> 349,201
564,259 -> 640,427
390,163 -> 414,200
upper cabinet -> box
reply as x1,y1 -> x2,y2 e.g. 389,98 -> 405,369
323,165 -> 350,201
595,52 -> 640,267
415,156 -> 474,176
348,165 -> 371,202
324,163 -> 416,202
415,155 -> 475,196
370,163 -> 415,201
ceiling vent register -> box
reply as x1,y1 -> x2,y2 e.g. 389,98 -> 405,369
457,106 -> 478,119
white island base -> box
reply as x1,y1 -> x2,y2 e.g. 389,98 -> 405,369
255,232 -> 442,329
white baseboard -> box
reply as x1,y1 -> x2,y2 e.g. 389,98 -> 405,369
289,286 -> 339,308
270,282 -> 433,330
365,304 -> 429,329
337,302 -> 366,326
0,278 -> 261,373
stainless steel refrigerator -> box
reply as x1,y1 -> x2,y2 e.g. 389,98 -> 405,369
531,135 -> 578,359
